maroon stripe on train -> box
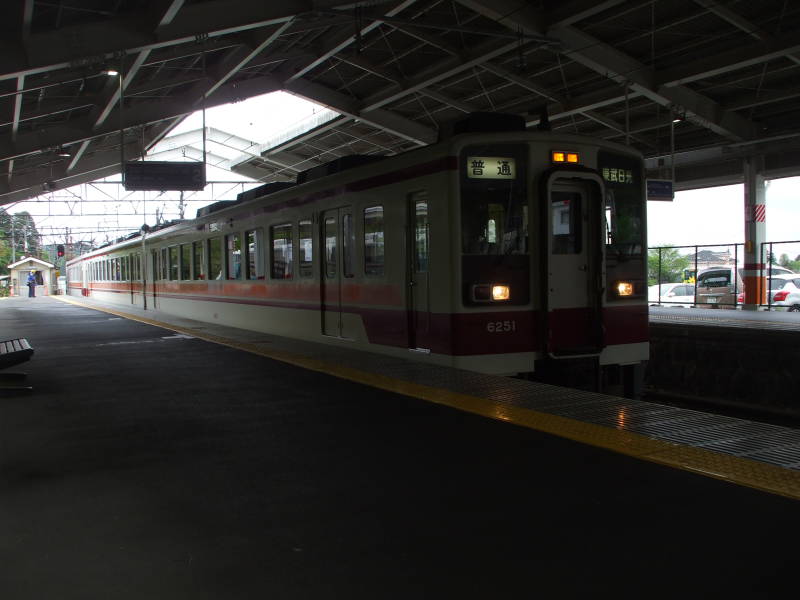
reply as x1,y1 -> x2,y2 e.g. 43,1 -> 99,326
602,304 -> 649,345
78,289 -> 647,356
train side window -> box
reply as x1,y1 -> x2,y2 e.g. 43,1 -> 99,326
325,217 -> 337,277
180,244 -> 191,280
209,237 -> 223,280
342,212 -> 354,278
226,233 -> 242,280
298,219 -> 313,278
245,229 -> 263,280
193,241 -> 206,280
121,256 -> 128,281
271,223 -> 293,279
364,206 -> 384,276
161,248 -> 168,280
169,246 -> 179,280
551,191 -> 582,254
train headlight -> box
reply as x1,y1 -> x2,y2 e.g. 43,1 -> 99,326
472,284 -> 511,302
616,281 -> 634,297
492,285 -> 510,301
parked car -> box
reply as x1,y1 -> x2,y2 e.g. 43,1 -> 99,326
695,266 -> 743,309
767,274 -> 800,312
648,283 -> 696,307
764,265 -> 796,276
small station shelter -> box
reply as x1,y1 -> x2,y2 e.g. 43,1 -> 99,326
6,256 -> 56,297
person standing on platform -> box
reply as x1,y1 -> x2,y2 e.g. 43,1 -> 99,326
27,271 -> 36,298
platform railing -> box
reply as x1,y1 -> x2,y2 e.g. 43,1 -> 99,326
648,240 -> 800,310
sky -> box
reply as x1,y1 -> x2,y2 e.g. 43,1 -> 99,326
648,177 -> 800,261
4,90 -> 800,258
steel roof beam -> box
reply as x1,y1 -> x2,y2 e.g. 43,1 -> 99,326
0,1 -> 361,82
286,0 -> 420,83
692,0 -> 800,65
546,0 -> 633,29
263,114 -> 353,155
360,38 -> 520,112
0,74 -> 284,163
456,0 -> 757,142
283,75 -> 436,145
0,121 -> 176,204
657,30 -> 800,87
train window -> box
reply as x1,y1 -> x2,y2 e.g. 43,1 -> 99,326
192,241 -> 206,280
342,212 -> 354,278
460,145 -> 528,255
152,251 -> 158,283
161,248 -> 168,280
245,229 -> 263,280
226,233 -> 242,280
169,246 -> 179,280
209,237 -> 223,280
599,151 -> 644,257
299,219 -> 313,278
414,197 -> 429,273
325,217 -> 337,277
180,244 -> 191,280
271,224 -> 293,279
121,256 -> 127,281
551,191 -> 582,254
364,206 -> 384,276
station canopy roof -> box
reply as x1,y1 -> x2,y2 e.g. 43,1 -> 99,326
1,0 -> 799,206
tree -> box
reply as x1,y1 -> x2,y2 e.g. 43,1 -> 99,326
0,238 -> 11,276
0,209 -> 41,260
648,246 -> 690,286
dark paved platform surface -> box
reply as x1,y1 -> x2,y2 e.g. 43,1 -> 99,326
2,296 -> 799,599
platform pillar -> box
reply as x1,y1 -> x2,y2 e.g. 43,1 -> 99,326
741,156 -> 767,310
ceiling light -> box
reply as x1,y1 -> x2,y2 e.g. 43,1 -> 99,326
103,69 -> 119,76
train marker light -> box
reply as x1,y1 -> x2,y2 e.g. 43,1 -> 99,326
551,151 -> 580,164
492,285 -> 510,301
616,282 -> 634,296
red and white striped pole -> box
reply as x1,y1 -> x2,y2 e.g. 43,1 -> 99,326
742,157 -> 767,309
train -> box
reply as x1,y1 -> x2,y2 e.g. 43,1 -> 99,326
66,112 -> 648,396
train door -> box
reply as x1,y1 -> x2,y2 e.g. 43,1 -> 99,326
406,192 -> 430,350
546,174 -> 604,355
321,207 -> 353,338
150,250 -> 158,309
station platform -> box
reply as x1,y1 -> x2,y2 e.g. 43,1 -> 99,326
2,295 -> 799,599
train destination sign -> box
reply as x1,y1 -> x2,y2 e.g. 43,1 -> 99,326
124,161 -> 206,191
466,156 -> 516,179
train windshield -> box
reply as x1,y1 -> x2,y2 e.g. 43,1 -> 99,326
460,144 -> 528,255
598,150 -> 644,258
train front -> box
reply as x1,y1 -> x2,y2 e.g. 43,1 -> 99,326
453,133 -> 648,397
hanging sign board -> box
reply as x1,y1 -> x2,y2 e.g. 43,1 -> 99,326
124,161 -> 206,191
647,178 -> 674,201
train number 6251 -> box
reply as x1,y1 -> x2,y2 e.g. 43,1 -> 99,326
486,320 -> 516,333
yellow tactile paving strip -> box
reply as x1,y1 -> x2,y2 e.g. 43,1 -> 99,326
55,295 -> 800,501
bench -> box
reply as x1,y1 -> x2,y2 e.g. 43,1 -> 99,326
0,338 -> 34,390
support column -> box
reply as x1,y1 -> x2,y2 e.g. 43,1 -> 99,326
742,156 -> 767,310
